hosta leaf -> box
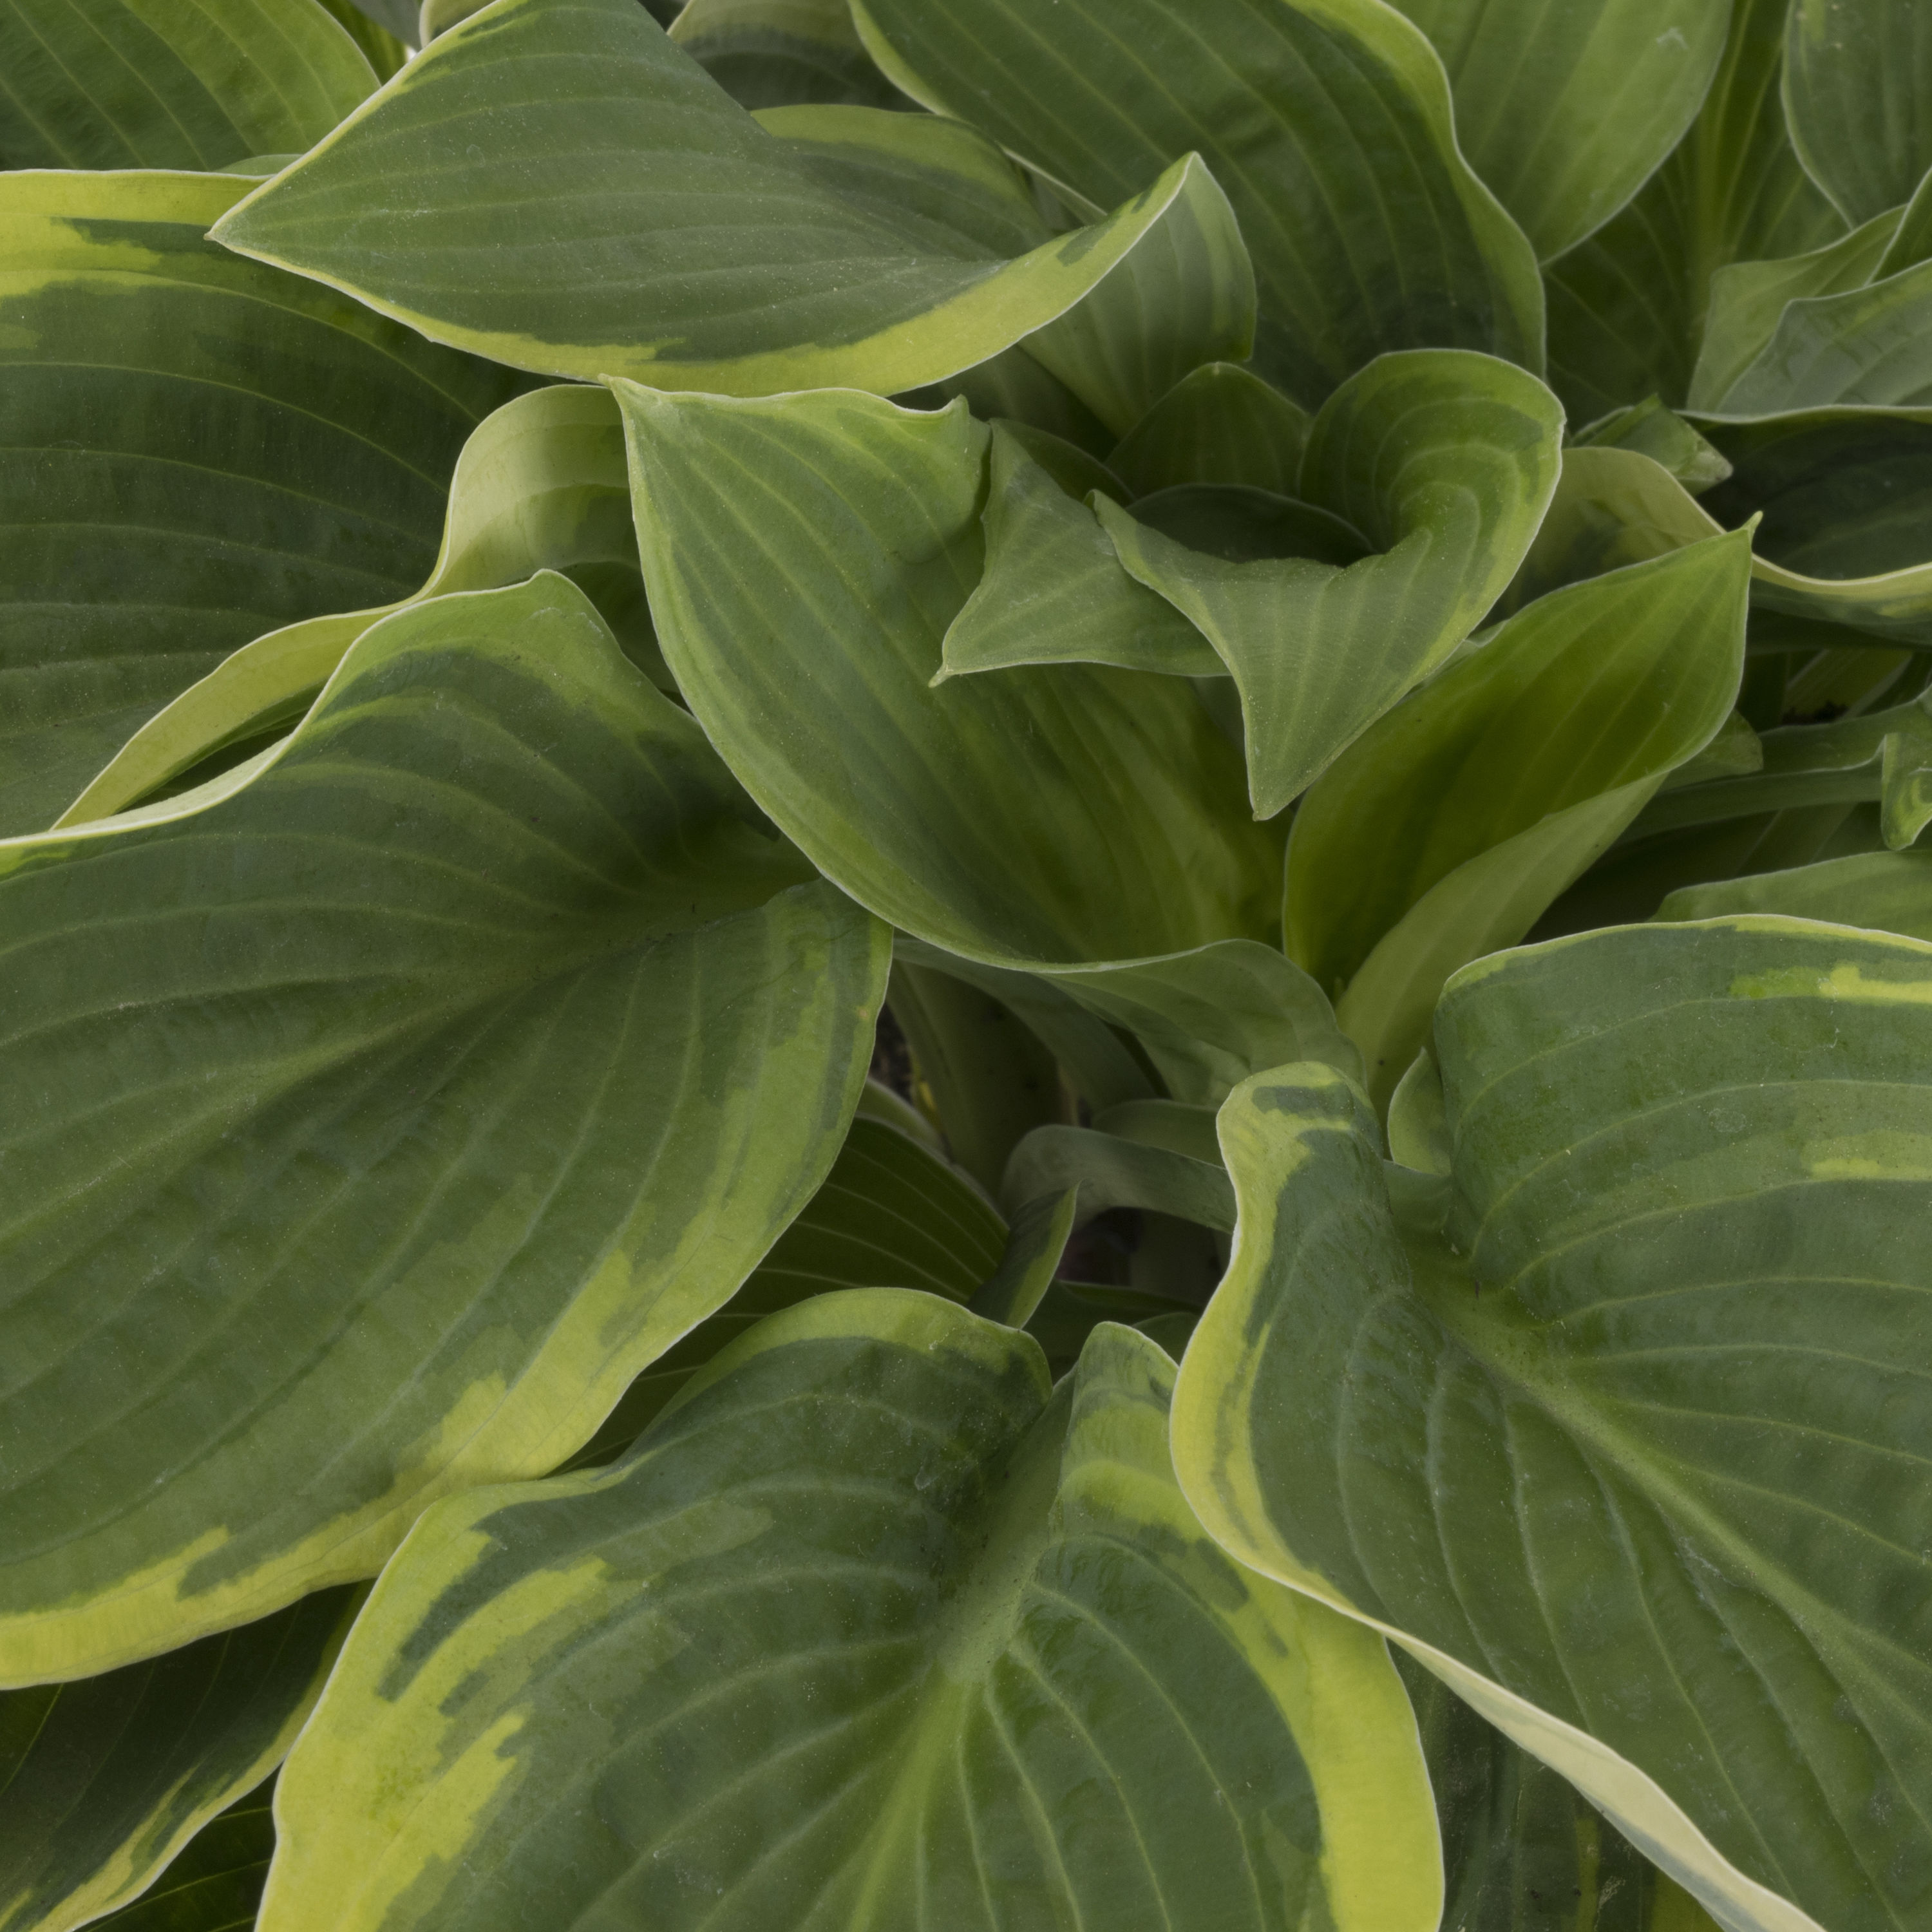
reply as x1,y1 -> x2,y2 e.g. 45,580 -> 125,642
1711,258 -> 1932,413
1173,919 -> 1932,1932
850,0 -> 1544,408
555,1112 -> 1009,1470
262,1294 -> 1441,1932
1101,349 -> 1565,817
1287,534 -> 1750,1104
88,1784 -> 275,1932
1519,444 -> 1932,649
617,384 -> 1282,966
670,0 -> 906,109
1391,0 -> 1728,260
1572,396 -> 1736,491
0,1590 -> 354,1932
0,0 -> 375,171
1785,0 -> 1932,226
1002,1124 -> 1236,1233
1106,363 -> 1312,498
337,0 -> 418,44
210,0 -> 1237,395
1657,850 -> 1932,938
0,573 -> 886,1684
1688,207 -> 1904,411
938,423 -> 1221,682
59,383 -> 641,829
314,0 -> 410,79
1400,1658 -> 1725,1932
1542,0 -> 1845,421
0,169 -> 527,838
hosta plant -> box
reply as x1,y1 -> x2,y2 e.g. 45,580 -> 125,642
2,0 -> 1930,1928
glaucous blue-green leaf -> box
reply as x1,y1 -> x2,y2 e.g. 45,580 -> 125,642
1286,534 -> 1750,1104
1391,0 -> 1728,260
1106,363 -> 1312,498
1542,0 -> 1845,421
1399,1657 -> 1725,1932
1173,918 -> 1932,1932
0,169 -> 528,839
1517,444 -> 1932,649
0,572 -> 886,1685
670,0 -> 906,109
1658,849 -> 1932,938
1626,692 -> 1932,851
1785,0 -> 1932,225
0,1589 -> 354,1932
850,0 -> 1544,408
0,0 -> 375,170
87,1782 -> 276,1932
210,0 -> 1238,396
57,383 -> 642,829
617,384 -> 1282,966
262,1293 -> 1441,1932
1688,207 -> 1905,411
938,422 -> 1222,682
554,1111 -> 1008,1471
1101,349 -> 1565,816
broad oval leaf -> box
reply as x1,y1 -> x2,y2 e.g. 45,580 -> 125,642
850,0 -> 1544,408
1286,534 -> 1750,1104
261,1293 -> 1442,1932
1784,0 -> 1932,226
59,383 -> 643,829
86,1783 -> 276,1932
616,383 -> 1282,967
1101,348 -> 1565,816
1173,918 -> 1932,1932
0,1589 -> 354,1932
1392,0 -> 1729,260
1657,849 -> 1932,938
0,0 -> 375,171
0,573 -> 886,1684
209,0 -> 1241,397
0,168 -> 528,838
670,0 -> 906,109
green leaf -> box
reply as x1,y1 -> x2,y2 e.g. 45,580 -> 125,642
0,169 -> 529,839
210,0 -> 1243,396
1572,395 -> 1735,493
0,1591 -> 353,1932
57,383 -> 642,830
1398,1656 -> 1725,1932
1687,206 -> 1904,411
1023,1278 -> 1198,1376
0,0 -> 376,170
1518,443 -> 1932,650
1287,534 -> 1751,1106
1542,0 -> 1845,421
336,0 -> 419,44
850,0 -> 1544,408
1784,0 -> 1932,226
670,0 -> 907,109
88,1785 -> 275,1932
1001,1124 -> 1236,1232
554,1112 -> 1010,1471
938,423 -> 1222,682
1656,849 -> 1932,938
967,1188 -> 1077,1328
1173,918 -> 1932,1932
312,0 -> 410,77
0,573 -> 886,1684
616,383 -> 1282,966
1106,363 -> 1312,498
265,1294 -> 1441,1931
1391,0 -> 1729,260
1101,349 -> 1565,816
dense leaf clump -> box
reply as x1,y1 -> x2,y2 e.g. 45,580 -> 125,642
1,1 -> 1929,1929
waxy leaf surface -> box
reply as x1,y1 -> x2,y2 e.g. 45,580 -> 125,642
0,169 -> 526,838
0,573 -> 886,1684
263,1294 -> 1441,1932
1785,0 -> 1932,225
1175,919 -> 1932,1932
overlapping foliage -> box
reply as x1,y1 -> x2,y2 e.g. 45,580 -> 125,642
1,1 -> 1928,1929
